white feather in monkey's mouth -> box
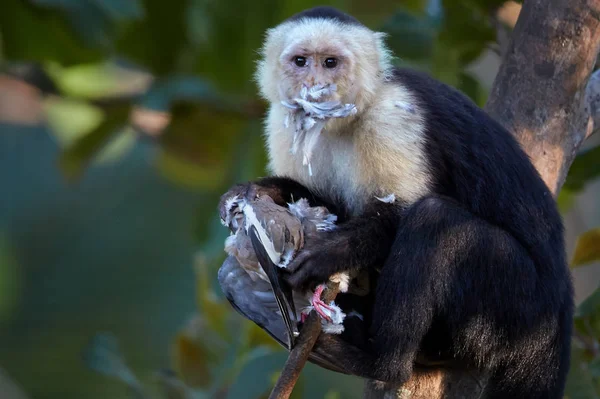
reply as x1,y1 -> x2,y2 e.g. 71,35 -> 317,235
281,84 -> 357,176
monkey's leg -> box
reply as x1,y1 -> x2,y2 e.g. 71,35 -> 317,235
314,196 -> 570,397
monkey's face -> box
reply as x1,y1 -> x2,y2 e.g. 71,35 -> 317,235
278,41 -> 353,102
256,20 -> 392,112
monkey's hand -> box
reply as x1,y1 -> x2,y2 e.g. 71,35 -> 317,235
283,229 -> 356,290
283,203 -> 399,289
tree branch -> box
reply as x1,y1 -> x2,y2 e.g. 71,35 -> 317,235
365,0 -> 600,397
585,69 -> 600,140
268,281 -> 341,399
485,0 -> 600,193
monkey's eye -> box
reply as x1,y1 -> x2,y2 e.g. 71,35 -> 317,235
324,58 -> 338,68
294,56 -> 307,67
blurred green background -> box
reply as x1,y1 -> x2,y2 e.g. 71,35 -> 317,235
1,1 -> 600,398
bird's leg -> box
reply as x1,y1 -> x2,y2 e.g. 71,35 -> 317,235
310,284 -> 336,322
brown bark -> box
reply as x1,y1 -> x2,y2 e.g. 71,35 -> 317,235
486,0 -> 600,193
268,281 -> 341,399
364,0 -> 600,398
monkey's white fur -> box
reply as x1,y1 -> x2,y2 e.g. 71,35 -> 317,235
256,17 -> 431,215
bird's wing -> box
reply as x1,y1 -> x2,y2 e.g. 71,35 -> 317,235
218,256 -> 290,342
217,255 -> 351,375
246,197 -> 305,261
249,226 -> 298,349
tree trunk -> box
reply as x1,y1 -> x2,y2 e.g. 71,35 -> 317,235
364,0 -> 600,397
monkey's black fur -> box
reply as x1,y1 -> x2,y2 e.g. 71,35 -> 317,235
220,12 -> 574,398
285,6 -> 364,27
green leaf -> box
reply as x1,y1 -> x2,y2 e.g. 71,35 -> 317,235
457,71 -> 482,104
225,352 -> 288,399
31,0 -> 144,48
0,234 -> 21,323
589,356 -> 600,378
439,0 -> 495,66
58,103 -> 131,179
572,229 -> 600,268
188,0 -> 283,94
576,286 -> 600,319
88,0 -> 145,21
141,76 -> 221,111
557,186 -> 577,214
565,345 -> 600,399
431,39 -> 461,87
156,100 -> 246,190
194,255 -> 232,339
45,62 -> 149,99
83,333 -> 146,397
381,10 -> 437,62
563,146 -> 600,193
45,98 -> 105,147
172,330 -> 215,388
573,285 -> 600,341
115,0 -> 189,76
0,0 -> 103,65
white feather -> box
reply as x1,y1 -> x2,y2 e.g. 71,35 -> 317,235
375,193 -> 396,203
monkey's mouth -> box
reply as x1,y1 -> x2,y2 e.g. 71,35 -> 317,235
280,84 -> 356,176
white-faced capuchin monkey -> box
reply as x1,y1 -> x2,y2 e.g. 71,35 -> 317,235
219,6 -> 573,398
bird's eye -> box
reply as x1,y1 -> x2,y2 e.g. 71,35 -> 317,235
324,58 -> 338,68
294,56 -> 307,67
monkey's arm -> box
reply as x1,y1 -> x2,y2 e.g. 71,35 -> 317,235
294,195 -> 569,397
283,199 -> 400,289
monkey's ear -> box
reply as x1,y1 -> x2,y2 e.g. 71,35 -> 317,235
249,226 -> 299,349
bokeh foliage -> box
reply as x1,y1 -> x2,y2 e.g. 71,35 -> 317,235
1,0 -> 600,398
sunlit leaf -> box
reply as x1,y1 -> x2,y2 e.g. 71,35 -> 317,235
45,62 -> 151,99
571,229 -> 600,268
45,98 -> 104,146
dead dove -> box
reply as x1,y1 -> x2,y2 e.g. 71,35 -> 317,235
218,194 -> 349,349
